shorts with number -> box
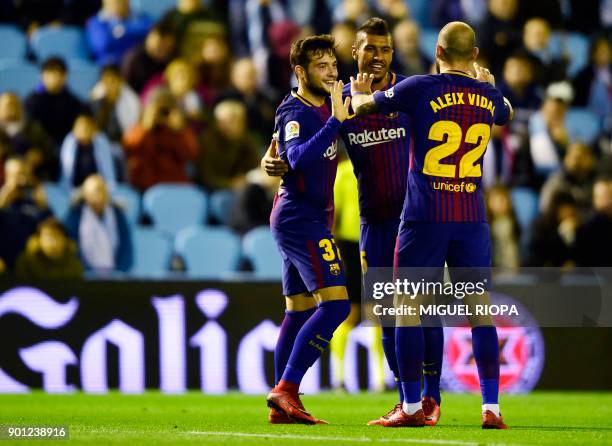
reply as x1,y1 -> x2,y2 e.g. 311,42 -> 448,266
272,223 -> 346,296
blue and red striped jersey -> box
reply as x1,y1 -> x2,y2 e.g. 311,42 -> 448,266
271,89 -> 341,230
341,73 -> 410,223
373,72 -> 511,222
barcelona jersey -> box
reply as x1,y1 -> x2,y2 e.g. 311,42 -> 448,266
373,72 -> 511,223
341,73 -> 410,224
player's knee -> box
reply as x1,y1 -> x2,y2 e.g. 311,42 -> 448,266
320,298 -> 352,325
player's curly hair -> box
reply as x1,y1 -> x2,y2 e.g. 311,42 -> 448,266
290,34 -> 336,69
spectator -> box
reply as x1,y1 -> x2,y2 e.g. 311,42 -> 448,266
540,142 -> 597,216
121,21 -> 177,93
265,21 -> 302,99
572,37 -> 611,125
331,21 -> 357,82
527,191 -> 578,267
161,0 -> 226,62
0,157 -> 51,225
60,114 -> 116,191
574,177 -> 612,266
198,34 -> 232,100
518,18 -> 568,86
529,81 -> 573,177
498,55 -> 542,126
477,0 -> 522,76
485,185 -> 521,268
195,100 -> 259,190
333,0 -> 371,26
392,20 -> 432,77
217,57 -> 276,143
373,0 -> 409,27
86,0 -> 152,66
141,58 -> 205,123
91,65 -> 141,143
14,217 -> 84,280
123,89 -> 199,191
65,174 -> 133,273
0,92 -> 55,182
25,57 -> 85,148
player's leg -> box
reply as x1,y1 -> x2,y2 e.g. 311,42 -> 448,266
447,223 -> 507,429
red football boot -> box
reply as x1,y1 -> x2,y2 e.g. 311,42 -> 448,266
482,410 -> 508,429
267,381 -> 321,425
421,396 -> 441,426
379,408 -> 426,427
268,406 -> 293,424
367,403 -> 402,426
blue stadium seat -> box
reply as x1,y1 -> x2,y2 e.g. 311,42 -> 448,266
43,182 -> 70,220
66,59 -> 99,101
566,108 -> 601,146
143,183 -> 208,236
130,0 -> 175,19
420,28 -> 439,60
130,226 -> 172,277
242,226 -> 282,279
0,25 -> 27,62
0,62 -> 39,98
30,25 -> 89,61
112,184 -> 141,224
209,189 -> 235,225
406,0 -> 431,28
174,225 -> 241,278
549,32 -> 589,77
510,187 -> 539,232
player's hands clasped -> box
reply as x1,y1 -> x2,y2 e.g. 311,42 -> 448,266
474,62 -> 495,86
261,139 -> 288,177
350,73 -> 374,96
331,80 -> 351,122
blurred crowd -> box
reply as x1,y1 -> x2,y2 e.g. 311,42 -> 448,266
0,0 -> 610,279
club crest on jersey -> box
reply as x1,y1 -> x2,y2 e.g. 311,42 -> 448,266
329,262 -> 341,276
284,121 -> 300,141
323,141 -> 338,160
385,87 -> 395,98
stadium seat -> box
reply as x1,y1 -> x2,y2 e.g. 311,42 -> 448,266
406,0 -> 431,28
242,226 -> 282,279
43,182 -> 70,220
130,0 -> 175,19
66,59 -> 99,101
30,25 -> 89,61
112,184 -> 141,224
510,187 -> 539,232
0,25 -> 27,62
143,183 -> 208,236
130,226 -> 172,277
549,32 -> 589,77
566,108 -> 601,146
174,225 -> 241,278
0,62 -> 39,98
209,189 -> 235,225
420,27 -> 439,60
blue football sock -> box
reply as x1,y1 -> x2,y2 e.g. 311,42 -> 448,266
472,326 -> 500,404
381,326 -> 403,402
422,326 -> 444,405
395,326 -> 424,404
274,308 -> 316,384
282,300 -> 351,385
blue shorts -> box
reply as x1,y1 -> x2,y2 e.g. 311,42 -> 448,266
360,219 -> 400,301
272,223 -> 346,296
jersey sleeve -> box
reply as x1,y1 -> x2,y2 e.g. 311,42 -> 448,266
490,86 -> 511,126
372,76 -> 419,115
277,108 -> 341,170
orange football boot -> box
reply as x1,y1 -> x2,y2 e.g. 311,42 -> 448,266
482,410 -> 508,429
367,403 -> 402,426
268,406 -> 293,424
379,408 -> 426,427
421,396 -> 441,426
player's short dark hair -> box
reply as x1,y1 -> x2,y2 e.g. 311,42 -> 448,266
355,17 -> 391,46
290,34 -> 336,70
41,56 -> 67,73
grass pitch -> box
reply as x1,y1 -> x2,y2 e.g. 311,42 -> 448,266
0,391 -> 610,445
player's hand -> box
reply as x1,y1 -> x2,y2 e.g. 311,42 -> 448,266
474,62 -> 495,86
260,139 -> 288,177
350,73 -> 374,96
331,80 -> 351,122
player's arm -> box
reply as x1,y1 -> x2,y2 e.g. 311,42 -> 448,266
285,81 -> 351,169
473,62 -> 514,123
